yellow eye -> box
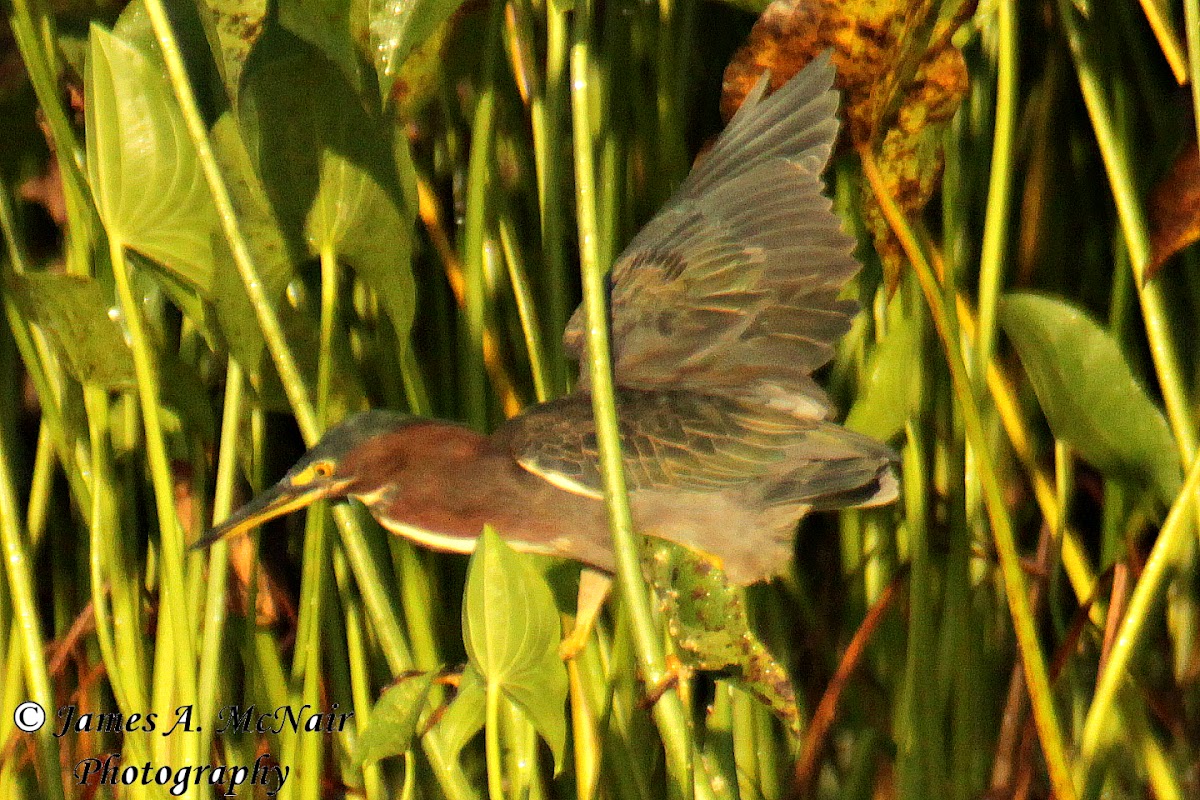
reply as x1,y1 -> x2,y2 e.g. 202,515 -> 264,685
292,461 -> 334,486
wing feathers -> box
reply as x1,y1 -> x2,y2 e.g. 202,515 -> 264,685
505,390 -> 897,511
562,55 -> 861,417
530,56 -> 898,570
690,51 -> 839,197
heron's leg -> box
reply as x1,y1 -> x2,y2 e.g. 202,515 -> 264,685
638,654 -> 694,709
559,568 -> 612,659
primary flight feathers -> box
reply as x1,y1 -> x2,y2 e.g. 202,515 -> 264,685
563,51 -> 859,420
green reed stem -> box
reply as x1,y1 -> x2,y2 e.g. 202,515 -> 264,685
544,6 -> 572,392
108,234 -> 201,778
82,386 -> 152,764
1078,449 -> 1200,794
197,362 -> 242,762
861,146 -> 1078,800
499,213 -> 552,402
0,395 -> 65,800
570,3 -> 710,797
1188,0 -> 1200,149
7,0 -> 97,270
507,0 -> 570,396
333,543 -> 385,800
485,680 -> 506,800
975,0 -> 1018,379
0,174 -> 92,513
460,0 -> 506,428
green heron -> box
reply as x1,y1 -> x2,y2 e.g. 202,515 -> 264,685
195,52 -> 898,608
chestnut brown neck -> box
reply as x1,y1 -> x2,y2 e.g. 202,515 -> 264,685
339,422 -> 548,548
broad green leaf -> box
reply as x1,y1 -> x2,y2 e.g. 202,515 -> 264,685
355,672 -> 435,765
308,149 -> 412,328
97,9 -> 285,382
18,262 -> 217,438
368,2 -> 490,117
499,665 -> 568,773
999,292 -> 1182,504
113,0 -> 214,96
372,17 -> 451,115
433,665 -> 485,762
278,0 -> 360,92
85,25 -> 218,292
207,111 -> 296,372
7,273 -> 135,389
462,526 -> 567,771
239,31 -> 416,340
370,0 -> 468,92
198,0 -> 269,101
845,313 -> 922,442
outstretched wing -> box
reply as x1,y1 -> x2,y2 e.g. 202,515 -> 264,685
501,391 -> 897,511
562,52 -> 860,419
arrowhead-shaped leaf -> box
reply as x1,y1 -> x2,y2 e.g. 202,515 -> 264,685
85,25 -> 218,292
355,672 -> 435,765
278,0 -> 358,91
369,0 -> 469,94
433,665 -> 486,762
206,111 -> 297,373
845,313 -> 922,442
7,273 -> 136,390
239,31 -> 416,341
307,149 -> 415,341
999,292 -> 1182,504
462,526 -> 568,772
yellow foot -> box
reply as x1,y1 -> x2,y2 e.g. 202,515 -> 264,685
559,568 -> 612,660
558,627 -> 589,661
638,654 -> 692,709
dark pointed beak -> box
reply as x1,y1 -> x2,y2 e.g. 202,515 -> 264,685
191,478 -> 332,551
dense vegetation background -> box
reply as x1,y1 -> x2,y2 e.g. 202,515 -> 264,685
0,0 -> 1199,797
